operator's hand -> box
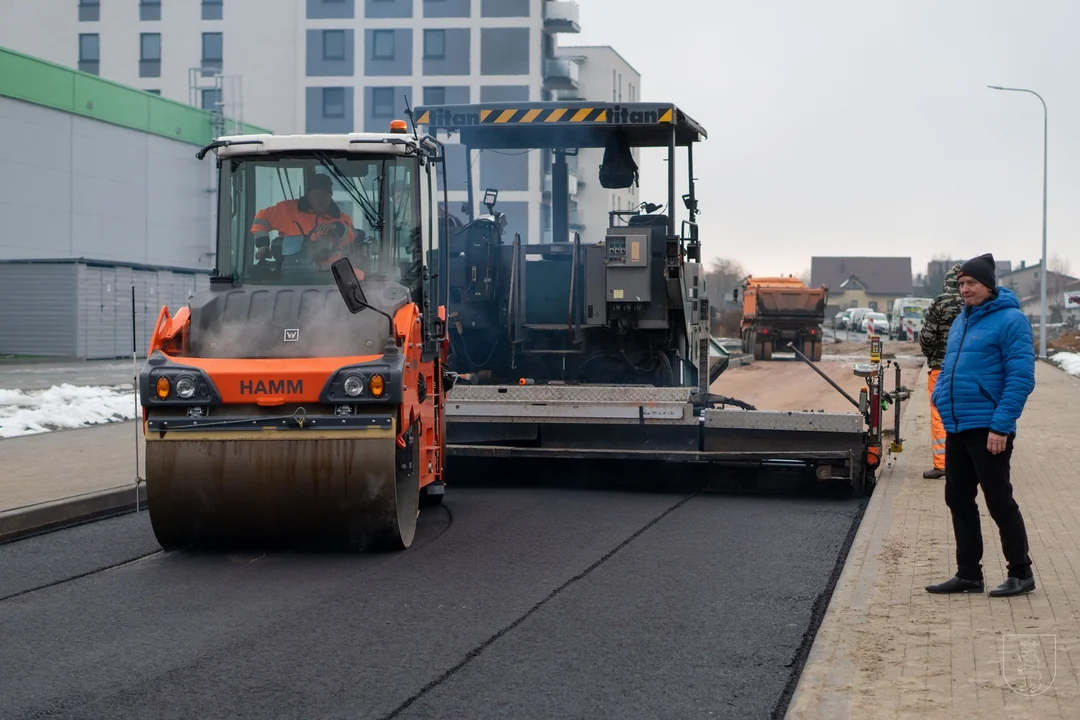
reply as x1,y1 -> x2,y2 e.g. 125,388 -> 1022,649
987,431 -> 1008,455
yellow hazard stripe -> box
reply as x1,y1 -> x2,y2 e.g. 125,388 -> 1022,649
417,106 -> 675,126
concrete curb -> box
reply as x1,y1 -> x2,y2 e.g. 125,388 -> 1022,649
783,363 -> 929,719
0,484 -> 147,545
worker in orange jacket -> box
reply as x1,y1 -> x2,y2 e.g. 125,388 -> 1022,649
918,263 -> 963,478
251,173 -> 358,273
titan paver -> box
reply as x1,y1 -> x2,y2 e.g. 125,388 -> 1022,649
787,360 -> 1080,719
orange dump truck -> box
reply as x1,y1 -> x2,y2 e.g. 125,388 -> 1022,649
736,276 -> 829,361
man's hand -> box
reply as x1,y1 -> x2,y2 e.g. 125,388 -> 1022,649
987,431 -> 1008,455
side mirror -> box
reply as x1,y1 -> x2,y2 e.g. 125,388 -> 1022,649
732,288 -> 739,302
331,257 -> 368,314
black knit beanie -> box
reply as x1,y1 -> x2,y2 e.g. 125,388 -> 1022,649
958,253 -> 996,290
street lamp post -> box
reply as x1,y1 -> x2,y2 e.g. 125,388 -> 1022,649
988,85 -> 1048,360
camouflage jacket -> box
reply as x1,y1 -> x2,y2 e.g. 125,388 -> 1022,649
919,264 -> 963,370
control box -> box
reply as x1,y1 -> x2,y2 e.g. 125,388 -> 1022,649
604,227 -> 651,304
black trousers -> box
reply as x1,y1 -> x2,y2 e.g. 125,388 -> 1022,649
944,428 -> 1033,581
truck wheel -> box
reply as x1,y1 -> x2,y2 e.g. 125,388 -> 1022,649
761,341 -> 773,361
811,340 -> 823,362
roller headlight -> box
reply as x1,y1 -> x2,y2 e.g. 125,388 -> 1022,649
175,375 -> 196,399
343,374 -> 365,397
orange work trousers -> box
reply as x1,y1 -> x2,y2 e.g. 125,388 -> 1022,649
927,369 -> 946,470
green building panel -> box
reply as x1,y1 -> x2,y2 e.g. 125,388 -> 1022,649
0,46 -> 271,144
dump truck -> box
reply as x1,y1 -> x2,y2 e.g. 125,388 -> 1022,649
137,119 -> 456,552
412,100 -> 903,496
735,276 -> 828,361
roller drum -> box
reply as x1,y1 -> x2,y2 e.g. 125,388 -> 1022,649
144,432 -> 420,552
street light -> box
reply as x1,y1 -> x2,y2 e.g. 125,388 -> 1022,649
988,85 -> 1048,360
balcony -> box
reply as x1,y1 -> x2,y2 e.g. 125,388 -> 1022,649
542,57 -> 580,91
554,87 -> 583,102
543,170 -> 579,197
543,1 -> 581,34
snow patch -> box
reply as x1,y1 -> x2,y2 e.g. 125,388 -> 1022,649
1050,352 -> 1080,377
0,384 -> 140,439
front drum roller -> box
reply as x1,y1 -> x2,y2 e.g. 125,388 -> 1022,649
144,424 -> 421,552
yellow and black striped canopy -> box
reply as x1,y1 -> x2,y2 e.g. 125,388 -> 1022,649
412,101 -> 706,149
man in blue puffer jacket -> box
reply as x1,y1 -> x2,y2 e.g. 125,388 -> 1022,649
926,253 -> 1037,598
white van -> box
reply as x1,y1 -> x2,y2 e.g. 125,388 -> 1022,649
888,297 -> 933,340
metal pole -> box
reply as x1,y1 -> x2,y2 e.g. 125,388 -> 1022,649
988,85 -> 1048,359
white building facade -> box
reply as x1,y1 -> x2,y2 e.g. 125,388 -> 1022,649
0,0 -> 637,246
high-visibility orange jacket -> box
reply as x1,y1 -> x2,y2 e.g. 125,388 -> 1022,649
251,197 -> 356,247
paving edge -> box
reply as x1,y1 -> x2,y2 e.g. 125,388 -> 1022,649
781,363 -> 929,719
0,484 -> 147,545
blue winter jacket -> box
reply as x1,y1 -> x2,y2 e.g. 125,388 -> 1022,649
930,286 -> 1035,436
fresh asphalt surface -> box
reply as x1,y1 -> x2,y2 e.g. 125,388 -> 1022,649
0,467 -> 865,720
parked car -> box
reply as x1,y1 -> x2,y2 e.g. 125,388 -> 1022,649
846,308 -> 872,332
859,311 -> 889,335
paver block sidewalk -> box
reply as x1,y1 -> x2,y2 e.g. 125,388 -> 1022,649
787,361 -> 1080,719
0,422 -> 145,513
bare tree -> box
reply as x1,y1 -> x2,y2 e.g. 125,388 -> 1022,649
704,257 -> 746,306
799,268 -> 812,286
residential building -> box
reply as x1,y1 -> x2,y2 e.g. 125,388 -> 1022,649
811,256 -> 913,317
0,0 -> 634,247
998,260 -> 1079,322
0,47 -> 266,358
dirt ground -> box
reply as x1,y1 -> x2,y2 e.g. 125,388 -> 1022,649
711,352 -> 925,414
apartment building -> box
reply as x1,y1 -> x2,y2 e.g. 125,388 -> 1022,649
0,0 -> 637,246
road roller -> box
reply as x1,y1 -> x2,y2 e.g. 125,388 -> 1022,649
138,120 -> 455,551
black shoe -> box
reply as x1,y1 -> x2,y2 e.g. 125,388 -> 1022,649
923,468 -> 946,479
926,575 -> 984,594
989,576 -> 1036,597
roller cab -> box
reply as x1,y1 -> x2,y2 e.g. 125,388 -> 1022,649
140,125 -> 452,552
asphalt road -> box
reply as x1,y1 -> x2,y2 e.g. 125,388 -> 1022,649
0,479 -> 864,720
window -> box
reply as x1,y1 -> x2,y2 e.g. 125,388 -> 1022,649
220,155 -> 423,297
78,33 -> 99,74
423,29 -> 445,59
372,30 -> 395,59
372,87 -> 394,116
201,88 -> 222,111
323,87 -> 346,117
141,33 -> 161,60
145,89 -> 161,95
140,33 -> 161,77
79,0 -> 100,22
423,86 -> 446,106
203,31 -> 223,70
202,0 -> 223,20
140,0 -> 161,21
323,30 -> 346,60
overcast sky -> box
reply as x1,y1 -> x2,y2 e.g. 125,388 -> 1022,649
569,0 -> 1079,282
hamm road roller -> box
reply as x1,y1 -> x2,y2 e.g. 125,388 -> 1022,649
138,120 -> 456,551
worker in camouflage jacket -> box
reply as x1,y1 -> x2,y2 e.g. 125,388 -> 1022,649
918,263 -> 963,478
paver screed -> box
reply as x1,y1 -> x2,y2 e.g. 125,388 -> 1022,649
787,360 -> 1080,719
